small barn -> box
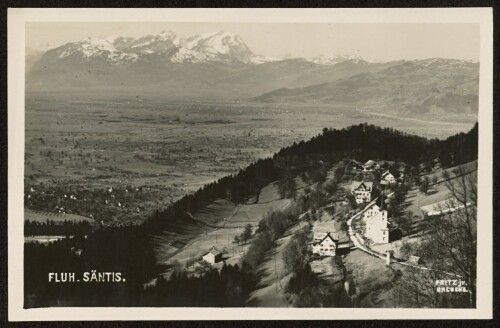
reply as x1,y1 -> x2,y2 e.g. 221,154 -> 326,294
202,246 -> 223,265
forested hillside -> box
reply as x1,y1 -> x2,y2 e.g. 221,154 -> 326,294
24,123 -> 478,307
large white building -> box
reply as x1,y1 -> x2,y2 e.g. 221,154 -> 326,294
364,208 -> 389,244
351,181 -> 373,204
351,199 -> 390,244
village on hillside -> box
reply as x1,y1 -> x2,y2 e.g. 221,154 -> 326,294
23,116 -> 479,309
24,148 -> 477,308
145,156 -> 476,307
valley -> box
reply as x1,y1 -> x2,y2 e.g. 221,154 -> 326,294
25,95 -> 476,226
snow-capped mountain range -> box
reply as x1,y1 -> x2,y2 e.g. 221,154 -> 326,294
32,30 -> 383,66
40,30 -> 280,65
27,30 -> 479,117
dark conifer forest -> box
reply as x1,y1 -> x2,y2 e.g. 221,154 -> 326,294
24,123 -> 478,307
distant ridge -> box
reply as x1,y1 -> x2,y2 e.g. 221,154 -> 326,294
27,31 -> 479,116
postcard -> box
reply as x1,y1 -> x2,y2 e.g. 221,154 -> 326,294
7,7 -> 493,320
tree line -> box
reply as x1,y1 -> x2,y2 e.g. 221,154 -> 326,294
25,220 -> 93,236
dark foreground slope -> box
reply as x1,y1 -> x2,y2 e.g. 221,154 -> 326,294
24,123 -> 478,307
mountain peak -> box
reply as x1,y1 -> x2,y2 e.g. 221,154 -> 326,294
172,30 -> 254,63
310,54 -> 367,66
35,30 -> 267,65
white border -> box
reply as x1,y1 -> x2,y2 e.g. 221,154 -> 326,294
8,8 -> 493,321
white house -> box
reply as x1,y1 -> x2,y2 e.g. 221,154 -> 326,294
381,170 -> 396,185
351,181 -> 373,204
364,209 -> 389,244
310,232 -> 339,257
362,160 -> 379,172
201,246 -> 223,265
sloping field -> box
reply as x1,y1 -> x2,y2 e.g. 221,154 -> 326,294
154,181 -> 292,271
247,221 -> 307,307
344,249 -> 400,308
150,218 -> 209,264
405,160 -> 477,218
405,184 -> 451,217
164,201 -> 292,268
257,182 -> 282,203
193,199 -> 238,227
226,200 -> 291,227
421,160 -> 477,184
152,199 -> 238,263
247,273 -> 293,307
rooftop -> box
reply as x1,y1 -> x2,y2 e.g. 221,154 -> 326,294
203,246 -> 222,256
351,181 -> 373,192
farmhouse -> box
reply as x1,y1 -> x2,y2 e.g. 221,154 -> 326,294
381,170 -> 396,185
351,181 -> 373,204
201,246 -> 223,265
310,232 -> 339,257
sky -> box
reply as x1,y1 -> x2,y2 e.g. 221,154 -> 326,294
26,22 -> 480,62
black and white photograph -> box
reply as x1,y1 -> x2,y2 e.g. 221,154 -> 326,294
7,7 -> 493,320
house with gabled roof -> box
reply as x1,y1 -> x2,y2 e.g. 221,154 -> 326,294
351,181 -> 373,204
381,170 -> 397,185
313,232 -> 339,243
201,246 -> 223,265
310,232 -> 339,257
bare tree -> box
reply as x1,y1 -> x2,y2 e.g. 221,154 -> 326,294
434,165 -> 477,307
394,164 -> 477,308
394,257 -> 444,308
